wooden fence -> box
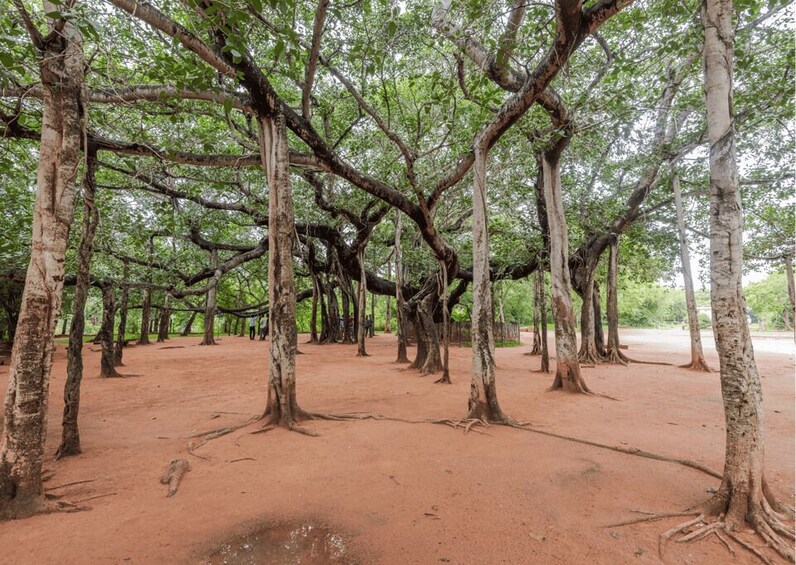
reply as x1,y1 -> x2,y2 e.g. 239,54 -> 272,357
405,321 -> 520,347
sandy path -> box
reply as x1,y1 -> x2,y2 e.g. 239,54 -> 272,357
0,330 -> 793,564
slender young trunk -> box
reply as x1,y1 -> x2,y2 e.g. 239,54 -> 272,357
356,243 -> 368,356
385,260 -> 392,333
542,142 -> 591,393
370,292 -> 375,337
605,237 -> 629,364
259,112 -> 303,428
468,145 -> 509,421
437,260 -> 451,384
156,294 -> 170,342
180,310 -> 197,336
702,1 -> 793,557
784,255 -> 795,340
200,250 -> 218,346
538,266 -> 550,373
58,144 -> 98,459
530,271 -> 542,355
137,288 -> 151,345
309,276 -> 319,344
60,317 -> 68,336
577,269 -> 601,364
114,272 -> 129,367
1,5 -> 85,519
593,282 -> 606,357
672,169 -> 710,371
99,285 -> 121,378
395,212 -> 409,363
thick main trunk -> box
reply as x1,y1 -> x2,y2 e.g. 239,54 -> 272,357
259,113 -> 302,428
468,146 -> 507,421
200,250 -> 218,346
0,9 -> 85,519
672,170 -> 710,371
702,2 -> 792,557
58,145 -> 99,459
605,237 -> 629,365
99,285 -> 121,378
542,146 -> 590,394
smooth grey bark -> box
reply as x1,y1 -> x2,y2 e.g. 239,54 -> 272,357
1,3 -> 85,519
99,285 -> 121,377
542,141 -> 590,393
702,0 -> 793,557
394,212 -> 409,363
199,249 -> 218,346
259,112 -> 304,429
58,143 -> 99,459
604,236 -> 629,365
468,145 -> 508,421
672,169 -> 710,371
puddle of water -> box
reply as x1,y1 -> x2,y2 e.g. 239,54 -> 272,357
205,522 -> 352,564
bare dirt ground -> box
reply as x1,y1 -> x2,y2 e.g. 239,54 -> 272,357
0,329 -> 793,564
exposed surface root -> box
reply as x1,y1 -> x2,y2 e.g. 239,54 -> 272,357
514,426 -> 722,479
679,359 -> 712,372
186,418 -> 259,455
160,459 -> 190,497
45,478 -> 98,492
605,510 -> 697,528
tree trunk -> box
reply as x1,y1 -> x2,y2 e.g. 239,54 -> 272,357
593,282 -> 606,357
605,236 -> 629,365
180,310 -> 197,336
370,292 -> 376,337
385,260 -> 392,333
114,267 -> 129,367
58,143 -> 99,459
702,1 -> 793,557
535,266 -> 550,372
468,146 -> 509,421
437,261 -> 451,384
672,169 -> 710,371
784,255 -> 795,340
59,316 -> 68,336
309,275 -> 319,344
259,112 -> 304,429
577,269 -> 601,364
137,287 -> 151,345
356,243 -> 368,357
200,250 -> 218,346
394,212 -> 410,363
530,270 -> 542,356
0,6 -> 85,519
542,142 -> 591,393
156,294 -> 170,342
99,285 -> 121,378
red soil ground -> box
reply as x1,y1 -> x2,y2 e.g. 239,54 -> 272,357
0,330 -> 793,564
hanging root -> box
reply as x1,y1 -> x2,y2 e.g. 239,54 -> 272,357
160,459 -> 190,497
